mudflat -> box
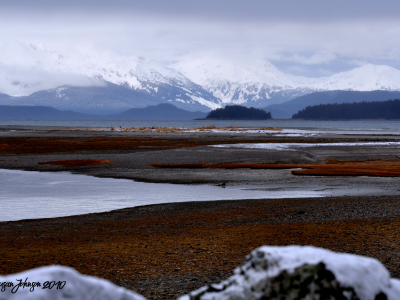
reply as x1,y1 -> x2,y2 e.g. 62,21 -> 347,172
1,126 -> 400,184
1,126 -> 400,300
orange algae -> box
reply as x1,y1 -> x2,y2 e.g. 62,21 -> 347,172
149,158 -> 400,177
38,159 -> 113,167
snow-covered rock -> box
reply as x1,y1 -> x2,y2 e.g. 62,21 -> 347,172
0,265 -> 145,300
2,246 -> 400,300
180,246 -> 400,300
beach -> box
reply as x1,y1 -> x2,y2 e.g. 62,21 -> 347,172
1,126 -> 400,299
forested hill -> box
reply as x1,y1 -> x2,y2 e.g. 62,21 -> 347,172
206,105 -> 272,119
292,99 -> 400,119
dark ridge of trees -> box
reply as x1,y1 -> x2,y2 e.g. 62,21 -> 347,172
206,105 -> 272,120
292,99 -> 400,119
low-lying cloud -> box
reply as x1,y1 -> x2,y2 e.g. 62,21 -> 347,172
1,1 -> 400,77
0,63 -> 104,96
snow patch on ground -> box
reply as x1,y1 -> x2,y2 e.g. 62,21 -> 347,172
183,129 -> 284,134
212,141 -> 400,151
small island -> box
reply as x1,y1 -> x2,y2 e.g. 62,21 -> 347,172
205,105 -> 272,120
292,99 -> 400,119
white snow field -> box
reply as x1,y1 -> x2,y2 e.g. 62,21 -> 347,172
212,141 -> 400,151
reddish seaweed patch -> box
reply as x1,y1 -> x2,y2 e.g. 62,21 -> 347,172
149,162 -> 300,169
38,159 -> 113,167
292,159 -> 400,177
0,137 -> 282,155
149,158 -> 400,177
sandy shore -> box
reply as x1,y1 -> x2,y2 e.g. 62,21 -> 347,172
2,196 -> 400,300
1,126 -> 400,299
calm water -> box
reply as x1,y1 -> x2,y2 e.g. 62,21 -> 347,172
2,119 -> 400,131
1,169 -> 339,222
1,119 -> 400,221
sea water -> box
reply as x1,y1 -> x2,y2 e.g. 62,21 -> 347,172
0,169 -> 390,222
1,119 -> 400,132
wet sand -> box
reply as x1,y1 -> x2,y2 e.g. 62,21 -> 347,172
2,196 -> 400,300
1,126 -> 400,184
1,126 -> 400,299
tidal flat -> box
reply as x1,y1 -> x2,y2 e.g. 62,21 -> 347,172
1,125 -> 400,300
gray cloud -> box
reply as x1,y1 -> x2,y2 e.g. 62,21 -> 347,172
1,0 -> 400,77
3,0 -> 400,21
0,63 -> 104,96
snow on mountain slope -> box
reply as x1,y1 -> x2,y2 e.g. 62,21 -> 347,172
0,43 -> 187,92
172,57 -> 292,87
0,43 -> 221,111
173,57 -> 400,108
172,57 -> 306,106
304,64 -> 400,91
0,43 -> 103,97
3,42 -> 400,112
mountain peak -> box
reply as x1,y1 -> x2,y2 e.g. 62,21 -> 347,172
0,43 -> 222,112
2,43 -> 400,113
312,64 -> 400,91
0,43 -> 193,96
172,57 -> 291,87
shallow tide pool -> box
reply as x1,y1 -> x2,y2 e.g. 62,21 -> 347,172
0,169 -> 375,222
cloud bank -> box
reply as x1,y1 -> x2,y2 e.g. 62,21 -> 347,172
1,0 -> 400,77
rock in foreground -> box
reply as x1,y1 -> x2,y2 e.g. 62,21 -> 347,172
2,246 -> 400,300
0,265 -> 144,300
181,246 -> 400,300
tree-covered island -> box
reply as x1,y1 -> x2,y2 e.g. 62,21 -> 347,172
205,105 -> 272,120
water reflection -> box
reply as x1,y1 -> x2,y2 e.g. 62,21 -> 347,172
0,169 -> 386,222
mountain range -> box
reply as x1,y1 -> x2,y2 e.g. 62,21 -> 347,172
173,58 -> 400,108
0,103 -> 207,120
1,43 -> 400,116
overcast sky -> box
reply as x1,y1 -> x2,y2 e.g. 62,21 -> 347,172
1,0 -> 400,77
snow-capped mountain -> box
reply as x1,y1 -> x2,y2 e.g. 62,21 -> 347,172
2,42 -> 400,114
172,57 -> 400,108
300,64 -> 400,91
0,43 -> 221,112
172,57 -> 311,107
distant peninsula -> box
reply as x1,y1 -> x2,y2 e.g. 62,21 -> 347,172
0,103 -> 207,120
205,105 -> 272,120
292,99 -> 400,119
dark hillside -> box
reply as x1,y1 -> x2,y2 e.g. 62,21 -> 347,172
292,99 -> 400,119
110,103 -> 207,120
0,103 -> 207,120
0,105 -> 96,119
264,90 -> 400,118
